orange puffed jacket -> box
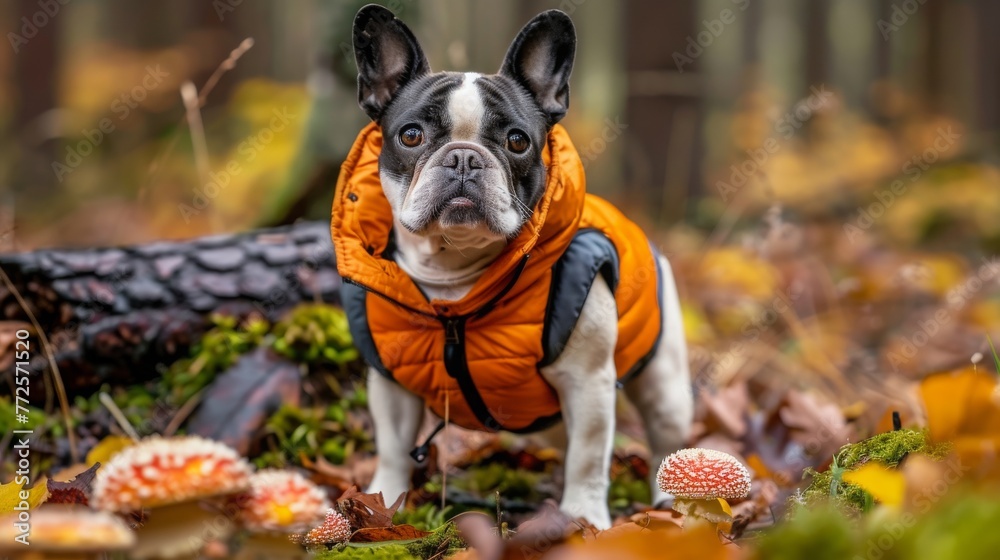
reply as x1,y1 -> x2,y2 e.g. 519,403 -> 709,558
332,123 -> 663,432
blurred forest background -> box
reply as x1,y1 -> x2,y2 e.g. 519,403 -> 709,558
2,0 -> 997,252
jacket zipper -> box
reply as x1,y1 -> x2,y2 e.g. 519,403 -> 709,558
346,254 -> 531,432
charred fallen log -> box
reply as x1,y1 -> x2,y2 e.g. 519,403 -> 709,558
0,221 -> 340,395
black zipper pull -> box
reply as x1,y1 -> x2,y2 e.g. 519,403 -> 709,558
444,318 -> 460,345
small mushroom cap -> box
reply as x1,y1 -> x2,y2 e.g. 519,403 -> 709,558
289,508 -> 352,546
0,505 -> 135,551
240,470 -> 330,533
92,435 -> 253,512
657,448 -> 752,500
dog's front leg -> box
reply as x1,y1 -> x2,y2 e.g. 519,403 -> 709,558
540,276 -> 618,530
367,368 -> 424,503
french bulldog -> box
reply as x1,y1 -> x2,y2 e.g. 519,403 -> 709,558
345,4 -> 693,529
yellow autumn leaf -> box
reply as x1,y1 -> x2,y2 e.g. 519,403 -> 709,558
698,248 -> 780,301
921,367 -> 1000,442
681,302 -> 714,345
842,463 -> 905,507
716,498 -> 734,533
85,435 -> 135,466
0,477 -> 49,514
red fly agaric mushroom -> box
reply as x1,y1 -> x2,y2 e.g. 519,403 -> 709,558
0,505 -> 135,560
289,508 -> 353,549
657,448 -> 752,528
91,435 -> 253,559
235,470 -> 330,559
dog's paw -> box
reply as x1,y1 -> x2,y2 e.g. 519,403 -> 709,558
366,472 -> 410,506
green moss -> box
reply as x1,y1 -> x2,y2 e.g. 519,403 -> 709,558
311,524 -> 464,560
836,429 -> 949,469
897,493 -> 1000,560
157,304 -> 363,419
391,503 -> 454,532
163,314 -> 270,404
254,400 -> 373,469
403,523 -> 464,558
608,466 -> 652,512
0,396 -> 45,434
311,544 -> 418,559
753,505 -> 860,560
762,490 -> 1000,560
444,463 -> 545,501
271,304 -> 359,366
799,429 -> 950,513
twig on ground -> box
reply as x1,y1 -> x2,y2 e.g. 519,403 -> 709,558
180,81 -> 211,190
140,38 -> 255,197
99,392 -> 141,442
164,388 -> 205,437
0,265 -> 79,462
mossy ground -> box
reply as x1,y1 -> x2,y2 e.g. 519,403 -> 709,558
799,429 -> 950,513
757,492 -> 1000,560
311,523 -> 464,559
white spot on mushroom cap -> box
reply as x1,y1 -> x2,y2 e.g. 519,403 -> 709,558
657,448 -> 752,500
240,469 -> 330,534
91,435 -> 252,512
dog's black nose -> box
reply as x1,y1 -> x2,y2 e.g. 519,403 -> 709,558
442,148 -> 484,174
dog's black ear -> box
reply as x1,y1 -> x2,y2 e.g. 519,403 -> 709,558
353,4 -> 429,122
500,10 -> 576,126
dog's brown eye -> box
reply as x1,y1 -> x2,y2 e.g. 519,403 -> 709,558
399,126 -> 423,147
506,130 -> 529,154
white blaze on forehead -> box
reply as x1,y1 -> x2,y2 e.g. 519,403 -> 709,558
447,72 -> 485,142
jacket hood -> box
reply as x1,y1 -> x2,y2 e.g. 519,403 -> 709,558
331,122 -> 586,317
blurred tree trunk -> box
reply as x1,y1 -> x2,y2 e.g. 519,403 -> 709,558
11,0 -> 60,194
974,0 -> 1000,143
623,0 -> 700,225
0,221 -> 339,397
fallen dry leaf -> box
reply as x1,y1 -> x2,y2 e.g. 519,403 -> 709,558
546,523 -> 729,560
301,453 -> 376,492
919,366 -> 1000,479
337,486 -> 406,529
46,463 -> 101,506
700,382 -> 750,438
777,389 -> 852,459
349,524 -> 432,543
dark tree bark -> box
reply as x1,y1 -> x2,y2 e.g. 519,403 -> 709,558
0,221 -> 340,394
186,347 -> 302,455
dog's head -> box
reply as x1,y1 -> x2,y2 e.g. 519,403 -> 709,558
352,5 -> 576,246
